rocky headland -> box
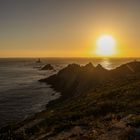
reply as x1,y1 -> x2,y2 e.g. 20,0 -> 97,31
0,61 -> 140,140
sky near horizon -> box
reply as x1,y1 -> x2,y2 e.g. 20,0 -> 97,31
0,0 -> 140,58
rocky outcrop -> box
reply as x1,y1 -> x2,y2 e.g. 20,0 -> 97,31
40,63 -> 110,96
40,61 -> 140,98
40,64 -> 54,70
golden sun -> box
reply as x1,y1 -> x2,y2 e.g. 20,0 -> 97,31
96,35 -> 117,56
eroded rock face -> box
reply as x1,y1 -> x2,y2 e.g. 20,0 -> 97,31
41,64 -> 54,70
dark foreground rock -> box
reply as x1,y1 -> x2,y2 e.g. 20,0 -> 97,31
0,61 -> 140,140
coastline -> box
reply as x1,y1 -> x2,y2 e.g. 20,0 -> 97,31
0,61 -> 140,140
0,83 -> 61,129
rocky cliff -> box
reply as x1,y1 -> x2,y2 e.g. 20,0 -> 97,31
40,61 -> 140,98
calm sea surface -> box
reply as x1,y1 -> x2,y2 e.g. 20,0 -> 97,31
0,58 -> 139,127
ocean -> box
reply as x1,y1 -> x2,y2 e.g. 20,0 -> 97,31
0,58 -> 139,127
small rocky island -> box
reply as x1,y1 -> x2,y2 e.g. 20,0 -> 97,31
40,64 -> 54,70
0,61 -> 140,140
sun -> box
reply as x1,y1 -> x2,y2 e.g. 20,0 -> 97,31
96,35 -> 116,56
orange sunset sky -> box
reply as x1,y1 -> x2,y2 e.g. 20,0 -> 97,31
1,0 -> 140,58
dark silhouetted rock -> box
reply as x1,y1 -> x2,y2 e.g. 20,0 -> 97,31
84,62 -> 95,69
96,64 -> 104,70
41,64 -> 54,70
39,63 -> 110,97
112,61 -> 140,77
40,61 -> 140,98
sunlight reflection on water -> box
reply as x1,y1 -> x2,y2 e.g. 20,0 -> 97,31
100,58 -> 112,70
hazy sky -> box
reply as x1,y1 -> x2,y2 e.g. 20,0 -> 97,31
1,0 -> 140,57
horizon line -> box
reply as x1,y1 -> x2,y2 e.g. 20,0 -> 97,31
0,56 -> 140,59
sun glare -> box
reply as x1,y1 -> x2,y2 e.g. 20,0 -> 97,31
96,35 -> 116,57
